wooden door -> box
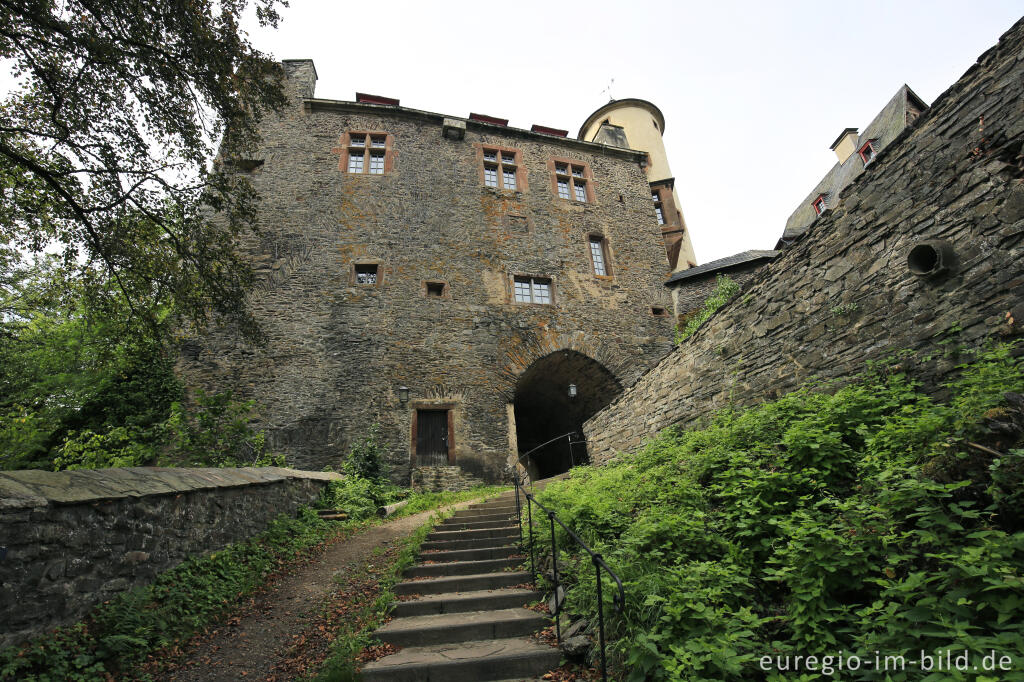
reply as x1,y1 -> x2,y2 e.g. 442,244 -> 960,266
416,410 -> 449,466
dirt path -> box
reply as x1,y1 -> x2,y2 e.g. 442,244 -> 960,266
154,499 -> 482,681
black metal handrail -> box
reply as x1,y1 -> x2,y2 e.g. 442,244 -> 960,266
512,473 -> 625,681
516,431 -> 590,479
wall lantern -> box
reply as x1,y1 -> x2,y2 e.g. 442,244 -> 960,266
568,384 -> 578,399
398,386 -> 410,405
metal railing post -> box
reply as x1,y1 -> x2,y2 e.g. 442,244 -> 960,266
548,511 -> 561,644
515,472 -> 624,679
594,554 -> 608,681
513,474 -> 522,546
527,494 -> 535,582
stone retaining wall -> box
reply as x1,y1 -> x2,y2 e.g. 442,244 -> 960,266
411,465 -> 486,492
584,18 -> 1024,464
0,466 -> 340,649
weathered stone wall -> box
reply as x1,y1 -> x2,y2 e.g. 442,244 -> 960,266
585,18 -> 1024,463
671,262 -> 769,321
180,64 -> 677,483
411,465 -> 486,492
0,466 -> 339,649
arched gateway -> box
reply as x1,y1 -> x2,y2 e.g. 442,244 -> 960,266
512,350 -> 622,479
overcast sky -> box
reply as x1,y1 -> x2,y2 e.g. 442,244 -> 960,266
241,1 -> 1020,264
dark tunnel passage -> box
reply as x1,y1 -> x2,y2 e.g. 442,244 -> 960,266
513,350 -> 622,479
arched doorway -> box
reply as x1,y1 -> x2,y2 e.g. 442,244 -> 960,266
513,350 -> 622,479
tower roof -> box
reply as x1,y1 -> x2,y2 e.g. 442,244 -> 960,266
578,98 -> 666,141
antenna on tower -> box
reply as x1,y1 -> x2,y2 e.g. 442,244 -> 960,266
600,78 -> 615,102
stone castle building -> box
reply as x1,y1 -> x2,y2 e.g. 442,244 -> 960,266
181,60 -> 696,486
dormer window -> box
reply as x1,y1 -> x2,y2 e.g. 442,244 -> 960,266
858,139 -> 877,164
812,195 -> 828,216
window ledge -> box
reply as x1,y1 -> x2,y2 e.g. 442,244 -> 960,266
482,187 -> 523,198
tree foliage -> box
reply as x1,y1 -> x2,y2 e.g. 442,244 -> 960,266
0,0 -> 288,336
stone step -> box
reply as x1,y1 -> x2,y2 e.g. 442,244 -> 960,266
419,535 -> 520,552
467,503 -> 518,512
418,544 -> 518,562
376,608 -> 547,647
404,557 -> 521,578
360,637 -> 560,682
438,519 -> 519,531
393,571 -> 532,596
450,510 -> 517,522
428,526 -> 519,541
390,588 -> 542,618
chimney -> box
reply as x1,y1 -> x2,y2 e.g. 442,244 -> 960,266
830,127 -> 859,164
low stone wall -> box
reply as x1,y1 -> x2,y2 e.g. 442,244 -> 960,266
0,466 -> 340,650
584,18 -> 1024,464
411,465 -> 486,492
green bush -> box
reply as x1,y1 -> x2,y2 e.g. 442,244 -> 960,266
675,274 -> 740,344
343,423 -> 388,481
535,343 -> 1024,681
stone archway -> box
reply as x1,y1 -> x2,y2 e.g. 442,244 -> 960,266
513,350 -> 622,479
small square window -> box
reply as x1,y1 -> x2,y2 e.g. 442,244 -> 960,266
370,136 -> 386,148
484,150 -> 497,162
555,163 -> 568,175
501,153 -> 516,165
355,264 -> 378,285
812,195 -> 827,215
513,276 -> 552,304
858,140 -> 877,164
425,281 -> 446,298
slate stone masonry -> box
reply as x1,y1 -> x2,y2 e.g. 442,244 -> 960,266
0,466 -> 339,649
179,63 -> 678,484
586,18 -> 1024,463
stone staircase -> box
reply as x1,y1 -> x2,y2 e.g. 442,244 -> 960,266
361,491 -> 560,681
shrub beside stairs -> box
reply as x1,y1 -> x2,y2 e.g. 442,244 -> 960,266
361,490 -> 560,681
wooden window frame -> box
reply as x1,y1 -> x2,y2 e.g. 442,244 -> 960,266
512,274 -> 554,305
548,157 -> 595,204
587,233 -> 613,279
475,144 -> 526,192
333,131 -> 396,175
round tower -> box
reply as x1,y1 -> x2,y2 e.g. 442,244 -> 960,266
579,99 -> 696,271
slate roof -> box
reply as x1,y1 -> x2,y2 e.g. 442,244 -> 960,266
665,250 -> 779,285
778,85 -> 927,247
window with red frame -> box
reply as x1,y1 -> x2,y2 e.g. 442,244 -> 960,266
858,139 -> 877,164
812,195 -> 827,216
